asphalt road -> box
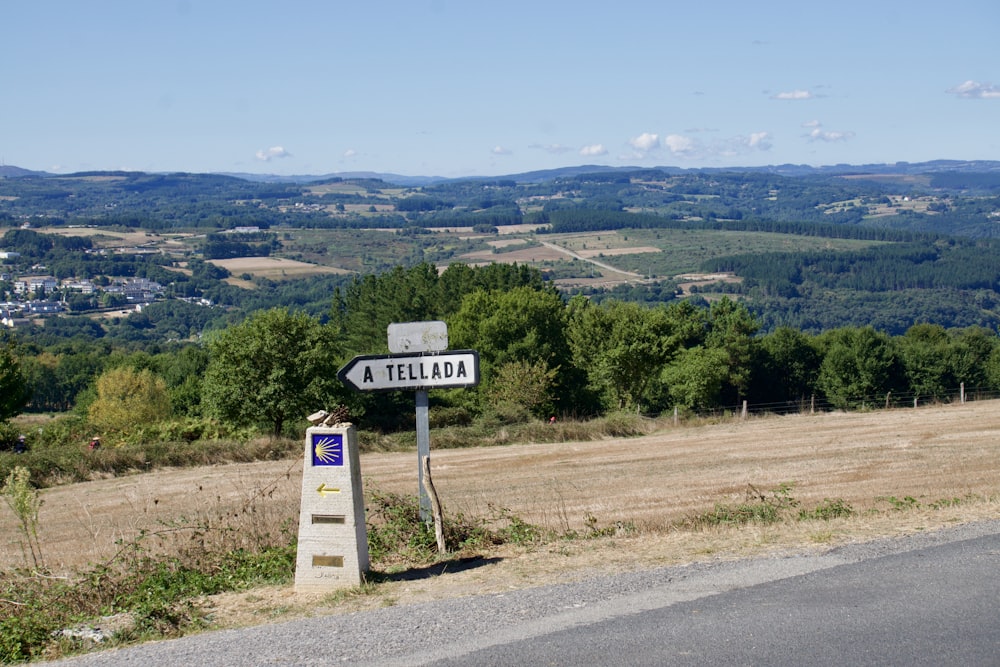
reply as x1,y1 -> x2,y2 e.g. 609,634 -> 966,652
52,519 -> 1000,667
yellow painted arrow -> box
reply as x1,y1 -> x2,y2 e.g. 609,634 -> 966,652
317,483 -> 341,497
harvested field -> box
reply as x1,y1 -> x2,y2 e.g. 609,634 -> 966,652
6,401 -> 1000,577
575,245 -> 661,258
33,226 -> 159,247
486,239 -> 531,248
459,245 -> 568,263
5,401 -> 1000,628
208,256 -> 352,279
425,224 -> 546,235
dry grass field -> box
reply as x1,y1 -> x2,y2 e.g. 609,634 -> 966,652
33,226 -> 162,247
575,245 -> 661,258
458,245 -> 569,264
208,256 -> 352,280
3,401 -> 999,624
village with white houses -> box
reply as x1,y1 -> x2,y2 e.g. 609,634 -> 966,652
0,212 -> 244,330
0,264 -> 166,329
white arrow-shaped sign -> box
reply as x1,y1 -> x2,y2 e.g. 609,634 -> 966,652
337,350 -> 480,392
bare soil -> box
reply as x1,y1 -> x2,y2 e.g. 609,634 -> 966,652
3,401 -> 999,630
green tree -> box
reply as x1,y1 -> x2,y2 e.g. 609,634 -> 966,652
484,359 -> 558,418
100,292 -> 128,308
987,344 -> 1000,391
816,327 -> 904,409
898,323 -> 951,400
203,308 -> 342,436
660,346 -> 730,411
704,298 -> 759,404
567,298 -> 704,412
330,261 -> 549,358
449,286 -> 577,413
0,342 -> 30,422
750,326 -> 822,405
87,366 -> 171,440
153,345 -> 210,416
947,326 -> 996,390
331,264 -> 442,354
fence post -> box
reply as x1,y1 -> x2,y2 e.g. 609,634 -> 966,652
961,382 -> 966,404
741,400 -> 748,420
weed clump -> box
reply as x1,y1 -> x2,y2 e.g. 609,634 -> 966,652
799,498 -> 855,521
0,468 -> 299,664
2,467 -> 44,569
365,487 -> 544,566
681,483 -> 856,529
0,536 -> 297,663
682,483 -> 798,529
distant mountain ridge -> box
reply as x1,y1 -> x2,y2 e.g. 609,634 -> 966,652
4,159 -> 1000,186
0,165 -> 46,178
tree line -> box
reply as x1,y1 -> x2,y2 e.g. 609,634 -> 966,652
4,263 -> 1000,445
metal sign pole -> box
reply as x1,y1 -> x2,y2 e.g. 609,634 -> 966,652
337,321 -> 480,527
415,389 -> 431,522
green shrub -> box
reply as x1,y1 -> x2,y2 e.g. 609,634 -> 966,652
0,597 -> 62,664
428,406 -> 473,428
694,500 -> 782,527
0,509 -> 298,661
683,483 -> 798,529
877,495 -> 921,511
480,402 -> 533,427
0,422 -> 20,451
600,411 -> 648,437
800,498 -> 854,520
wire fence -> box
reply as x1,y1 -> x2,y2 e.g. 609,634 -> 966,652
693,385 -> 1000,421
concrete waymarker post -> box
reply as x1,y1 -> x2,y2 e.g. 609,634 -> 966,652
294,424 -> 369,593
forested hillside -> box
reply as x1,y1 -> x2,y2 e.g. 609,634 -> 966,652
2,162 -> 1000,445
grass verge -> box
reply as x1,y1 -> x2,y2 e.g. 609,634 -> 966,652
5,476 -> 986,664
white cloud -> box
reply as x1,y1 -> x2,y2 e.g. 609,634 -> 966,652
343,149 -> 357,159
255,146 -> 291,161
492,145 -> 512,155
746,132 -> 772,150
771,90 -> 814,100
628,132 -> 660,153
579,144 -> 607,157
806,127 -> 854,142
624,130 -> 773,162
947,80 -> 1000,99
713,132 -> 774,158
618,129 -> 772,163
804,122 -> 854,142
663,134 -> 695,155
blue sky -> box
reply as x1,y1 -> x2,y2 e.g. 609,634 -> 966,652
4,1 -> 999,178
